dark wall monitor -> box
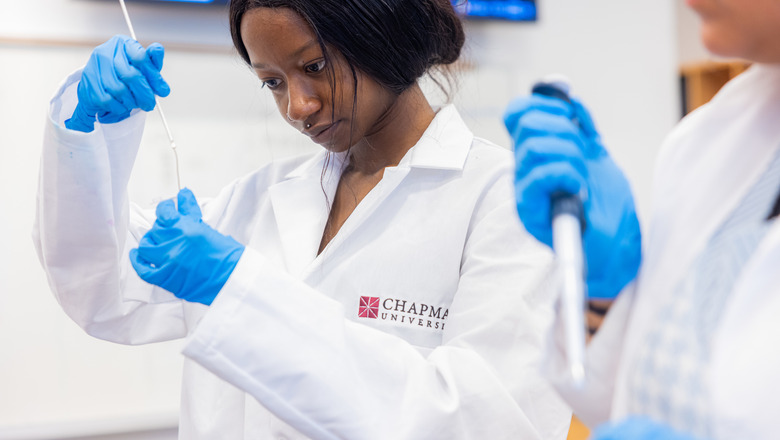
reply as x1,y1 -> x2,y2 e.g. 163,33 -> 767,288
453,0 -> 537,21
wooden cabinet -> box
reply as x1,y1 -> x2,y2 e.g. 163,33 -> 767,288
567,415 -> 590,440
680,60 -> 750,116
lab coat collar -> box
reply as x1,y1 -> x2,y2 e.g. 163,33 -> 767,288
267,153 -> 339,277
268,104 -> 473,277
282,104 -> 473,181
402,104 -> 473,171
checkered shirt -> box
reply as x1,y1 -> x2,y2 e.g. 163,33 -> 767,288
625,148 -> 780,438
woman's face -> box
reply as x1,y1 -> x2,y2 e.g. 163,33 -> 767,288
240,7 -> 397,152
687,0 -> 780,63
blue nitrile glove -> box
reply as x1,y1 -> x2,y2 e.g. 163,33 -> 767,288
129,188 -> 245,305
504,94 -> 641,299
65,34 -> 170,133
591,416 -> 704,440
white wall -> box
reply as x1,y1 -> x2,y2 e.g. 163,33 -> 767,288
0,1 -> 680,438
677,0 -> 711,65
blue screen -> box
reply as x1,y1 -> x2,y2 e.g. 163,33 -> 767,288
453,0 -> 537,21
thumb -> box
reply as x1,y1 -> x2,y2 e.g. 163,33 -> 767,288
65,102 -> 96,133
177,188 -> 202,220
570,97 -> 600,140
147,43 -> 164,70
570,97 -> 606,158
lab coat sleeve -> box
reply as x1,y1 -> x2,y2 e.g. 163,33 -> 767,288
33,69 -> 188,345
541,280 -> 637,428
182,182 -> 571,439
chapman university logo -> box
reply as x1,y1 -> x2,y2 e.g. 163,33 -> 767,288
358,296 -> 448,330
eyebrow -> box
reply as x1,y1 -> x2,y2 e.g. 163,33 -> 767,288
251,40 -> 321,69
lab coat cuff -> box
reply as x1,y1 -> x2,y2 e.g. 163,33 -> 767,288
184,247 -> 267,348
181,244 -> 345,364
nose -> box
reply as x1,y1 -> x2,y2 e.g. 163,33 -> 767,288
286,77 -> 321,125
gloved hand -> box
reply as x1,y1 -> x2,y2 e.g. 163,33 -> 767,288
504,94 -> 641,299
130,188 -> 245,305
65,34 -> 170,133
591,416 -> 704,440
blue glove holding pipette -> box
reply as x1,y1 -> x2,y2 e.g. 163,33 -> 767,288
504,94 -> 642,299
65,34 -> 170,133
130,189 -> 245,305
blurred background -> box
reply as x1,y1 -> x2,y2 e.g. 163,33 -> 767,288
0,1 -> 739,438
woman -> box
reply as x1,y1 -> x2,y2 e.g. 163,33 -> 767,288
505,0 -> 780,438
34,0 -> 570,438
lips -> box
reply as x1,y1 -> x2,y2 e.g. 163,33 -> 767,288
308,121 -> 339,144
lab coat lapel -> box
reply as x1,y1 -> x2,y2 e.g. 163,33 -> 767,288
268,152 -> 342,277
303,105 -> 472,277
312,164 -> 412,262
641,65 -> 780,310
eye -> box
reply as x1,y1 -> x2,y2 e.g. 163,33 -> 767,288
305,59 -> 326,74
261,78 -> 281,90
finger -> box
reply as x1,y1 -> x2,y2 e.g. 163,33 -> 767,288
177,188 -> 203,220
515,176 -> 553,247
101,37 -> 138,110
130,248 -> 175,286
515,137 -> 588,182
115,38 -> 157,112
81,40 -> 135,122
515,161 -> 587,247
134,233 -> 169,266
125,40 -> 170,99
526,161 -> 585,198
147,43 -> 164,70
130,247 -> 157,281
144,43 -> 171,97
88,56 -> 137,122
155,199 -> 179,227
515,161 -> 586,239
511,109 -> 584,149
503,94 -> 571,135
65,103 -> 97,132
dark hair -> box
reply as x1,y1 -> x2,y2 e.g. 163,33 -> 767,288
228,0 -> 465,97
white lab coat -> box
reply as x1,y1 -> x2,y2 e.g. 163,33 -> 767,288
34,71 -> 571,439
554,64 -> 780,439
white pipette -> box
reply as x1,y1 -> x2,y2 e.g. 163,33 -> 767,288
531,75 -> 587,388
118,0 -> 182,191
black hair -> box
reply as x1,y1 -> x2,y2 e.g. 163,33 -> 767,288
228,0 -> 465,97
229,0 -> 465,214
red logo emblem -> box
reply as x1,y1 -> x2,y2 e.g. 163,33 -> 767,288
359,296 -> 380,319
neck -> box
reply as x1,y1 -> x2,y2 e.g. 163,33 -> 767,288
349,84 -> 436,175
